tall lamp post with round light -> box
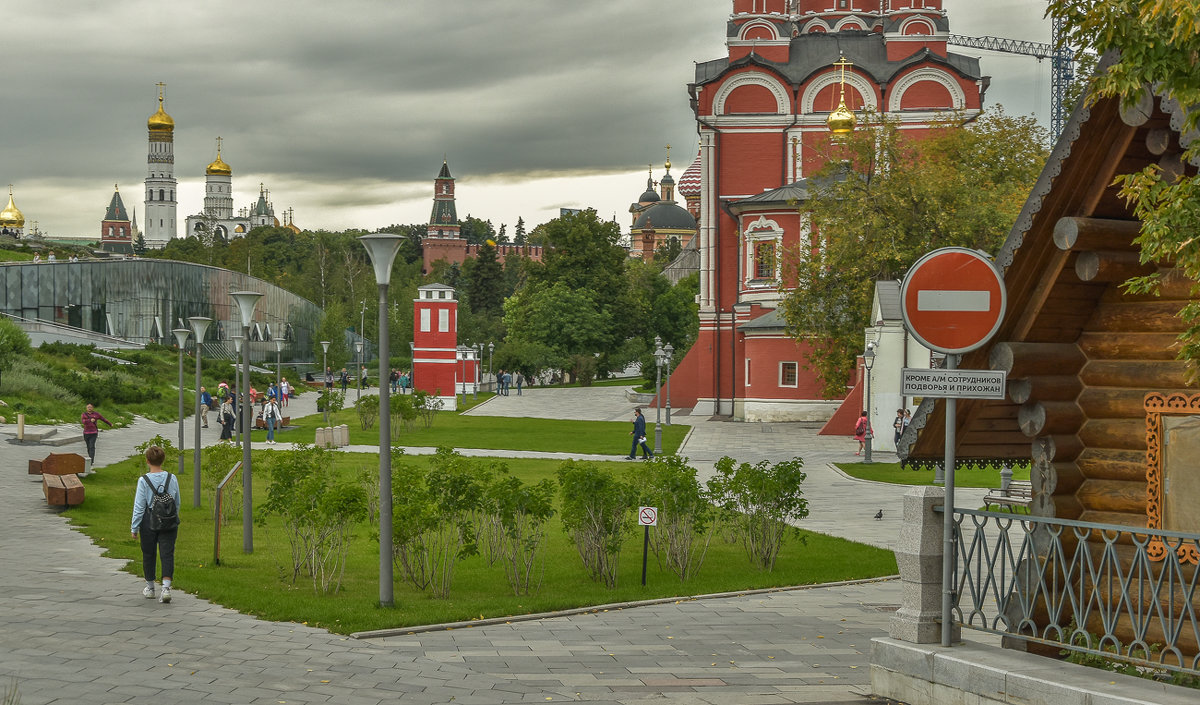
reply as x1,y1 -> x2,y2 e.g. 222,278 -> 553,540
231,336 -> 243,444
663,342 -> 674,426
355,340 -> 364,402
473,343 -> 481,400
273,338 -> 284,405
653,336 -> 666,456
231,290 -> 263,554
171,328 -> 191,478
320,340 -> 331,425
863,341 -> 877,464
358,232 -> 405,609
187,316 -> 211,508
408,341 -> 415,393
487,341 -> 494,393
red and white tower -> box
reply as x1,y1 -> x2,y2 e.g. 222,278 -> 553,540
412,283 -> 461,410
100,185 -> 133,253
669,0 -> 985,420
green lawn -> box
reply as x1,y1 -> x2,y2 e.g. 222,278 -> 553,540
835,462 -> 1030,488
66,451 -> 897,634
288,401 -> 689,455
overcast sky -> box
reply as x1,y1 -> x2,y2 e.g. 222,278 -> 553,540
4,0 -> 1054,240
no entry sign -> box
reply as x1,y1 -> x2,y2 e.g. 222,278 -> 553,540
900,248 -> 1006,354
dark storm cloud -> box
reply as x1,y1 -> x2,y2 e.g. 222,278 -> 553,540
2,0 -> 1049,234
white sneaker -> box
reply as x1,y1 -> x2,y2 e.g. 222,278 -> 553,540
159,586 -> 171,603
142,585 -> 155,599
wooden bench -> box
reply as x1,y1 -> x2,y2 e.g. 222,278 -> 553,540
43,473 -> 85,507
984,480 -> 1033,511
28,452 -> 86,476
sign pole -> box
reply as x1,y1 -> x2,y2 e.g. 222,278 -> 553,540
641,525 -> 650,587
941,354 -> 957,647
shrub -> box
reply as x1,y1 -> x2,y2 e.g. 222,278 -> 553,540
201,442 -> 243,524
632,454 -> 714,582
259,445 -> 367,593
414,389 -> 443,428
317,389 -> 345,414
390,447 -> 483,597
355,394 -> 379,430
487,472 -> 556,595
557,460 -> 636,588
707,456 -> 809,571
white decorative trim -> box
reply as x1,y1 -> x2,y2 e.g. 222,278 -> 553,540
736,19 -> 780,41
897,16 -> 936,35
714,72 -> 791,116
800,70 -> 878,114
800,18 -> 830,33
887,68 -> 966,111
833,16 -> 867,32
742,216 -> 782,287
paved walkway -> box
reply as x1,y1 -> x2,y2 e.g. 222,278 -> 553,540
0,385 -> 949,704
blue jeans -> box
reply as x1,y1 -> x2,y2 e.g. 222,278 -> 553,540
266,418 -> 275,441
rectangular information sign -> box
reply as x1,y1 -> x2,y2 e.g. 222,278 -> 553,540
901,368 -> 1007,400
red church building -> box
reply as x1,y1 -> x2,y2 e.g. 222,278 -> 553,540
668,0 -> 986,420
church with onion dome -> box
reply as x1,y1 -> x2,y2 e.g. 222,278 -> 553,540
0,186 -> 26,238
184,136 -> 281,242
627,148 -> 698,261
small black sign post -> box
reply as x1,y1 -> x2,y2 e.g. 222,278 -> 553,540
638,506 -> 657,586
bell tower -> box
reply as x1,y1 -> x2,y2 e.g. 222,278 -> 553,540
143,83 -> 177,248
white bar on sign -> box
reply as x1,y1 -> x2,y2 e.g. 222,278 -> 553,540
917,290 -> 990,312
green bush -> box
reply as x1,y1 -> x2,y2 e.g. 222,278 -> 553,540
354,394 -> 379,430
557,460 -> 636,588
708,456 -> 809,571
633,454 -> 714,582
486,470 -> 556,595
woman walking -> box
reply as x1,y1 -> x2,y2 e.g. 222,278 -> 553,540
130,445 -> 180,603
80,403 -> 113,466
218,395 -> 235,441
262,395 -> 281,444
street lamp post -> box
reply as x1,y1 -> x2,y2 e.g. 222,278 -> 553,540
359,232 -> 405,609
320,340 -> 331,425
187,316 -> 211,508
274,338 -> 283,407
487,341 -> 494,393
473,343 -> 480,400
408,341 -> 415,394
231,291 -> 263,554
663,342 -> 674,426
171,329 -> 191,478
653,336 -> 666,456
863,341 -> 877,464
232,336 -> 243,444
355,340 -> 364,402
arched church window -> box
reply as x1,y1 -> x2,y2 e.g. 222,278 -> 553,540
159,189 -> 165,200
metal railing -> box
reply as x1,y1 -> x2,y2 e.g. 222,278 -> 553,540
949,507 -> 1200,675
213,461 -> 242,566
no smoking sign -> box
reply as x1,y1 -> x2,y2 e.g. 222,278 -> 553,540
638,506 -> 658,526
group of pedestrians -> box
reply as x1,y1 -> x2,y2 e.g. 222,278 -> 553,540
494,370 -> 522,396
387,369 -> 412,394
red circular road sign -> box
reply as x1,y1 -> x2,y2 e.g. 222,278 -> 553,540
900,248 -> 1006,355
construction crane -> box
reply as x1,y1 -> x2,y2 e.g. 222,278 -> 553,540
948,17 -> 1075,137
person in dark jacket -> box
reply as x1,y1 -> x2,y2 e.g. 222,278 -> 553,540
628,408 -> 652,459
80,403 -> 113,465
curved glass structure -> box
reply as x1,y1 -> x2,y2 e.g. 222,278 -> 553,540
0,259 -> 321,363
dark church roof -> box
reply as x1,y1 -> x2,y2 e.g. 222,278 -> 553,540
104,190 -> 129,222
634,201 -> 696,231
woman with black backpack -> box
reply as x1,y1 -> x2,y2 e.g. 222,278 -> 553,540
130,445 -> 180,603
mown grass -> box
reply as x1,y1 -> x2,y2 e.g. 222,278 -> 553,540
291,401 -> 689,455
65,451 -> 897,634
834,462 -> 1030,488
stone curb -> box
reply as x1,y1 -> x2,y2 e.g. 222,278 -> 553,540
351,574 -> 900,640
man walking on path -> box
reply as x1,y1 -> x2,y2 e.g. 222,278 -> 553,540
628,407 -> 652,459
80,403 -> 113,465
340,368 -> 349,392
200,387 -> 212,428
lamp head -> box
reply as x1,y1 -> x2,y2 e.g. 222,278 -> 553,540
320,340 -> 330,354
171,328 -> 191,349
358,233 -> 406,286
664,342 -> 674,355
187,316 -> 212,342
355,341 -> 363,353
232,335 -> 243,354
230,291 -> 264,327
274,338 -> 284,353
488,342 -> 494,352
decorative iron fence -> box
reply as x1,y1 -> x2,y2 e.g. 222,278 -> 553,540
949,507 -> 1200,675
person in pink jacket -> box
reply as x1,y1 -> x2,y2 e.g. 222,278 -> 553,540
80,403 -> 112,465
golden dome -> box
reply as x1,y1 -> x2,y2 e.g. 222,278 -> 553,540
0,188 -> 25,228
206,144 -> 232,176
827,99 -> 857,136
148,95 -> 174,132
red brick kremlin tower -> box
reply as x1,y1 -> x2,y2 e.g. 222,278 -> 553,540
669,0 -> 986,420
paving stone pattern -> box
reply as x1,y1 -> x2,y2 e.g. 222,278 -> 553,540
0,385 -> 926,703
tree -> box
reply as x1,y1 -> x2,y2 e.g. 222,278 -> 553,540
779,107 -> 1049,394
503,281 -> 612,380
514,217 -> 526,245
466,240 -> 504,318
0,317 -> 31,393
133,231 -> 147,255
459,216 -> 495,245
1047,1 -> 1200,365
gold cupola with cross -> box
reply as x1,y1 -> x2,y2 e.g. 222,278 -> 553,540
826,55 -> 857,137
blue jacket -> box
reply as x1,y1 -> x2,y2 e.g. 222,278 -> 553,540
633,414 -> 647,439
